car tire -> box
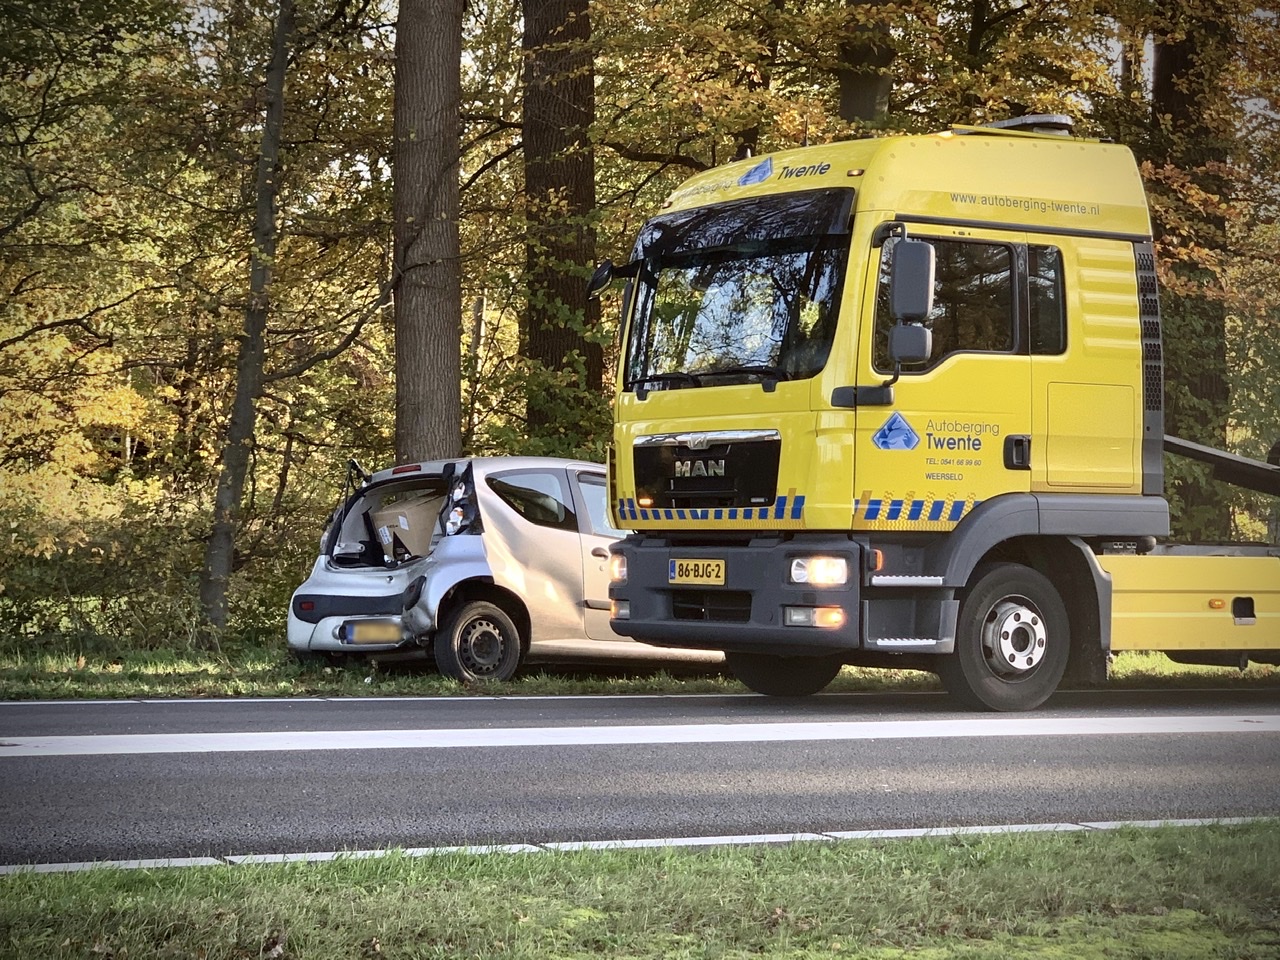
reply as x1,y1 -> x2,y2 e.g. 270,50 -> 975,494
725,651 -> 843,696
434,600 -> 523,683
937,562 -> 1070,712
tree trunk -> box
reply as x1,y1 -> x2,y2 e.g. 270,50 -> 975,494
522,0 -> 599,437
198,0 -> 295,642
1150,3 -> 1236,541
393,0 -> 464,463
837,0 -> 895,122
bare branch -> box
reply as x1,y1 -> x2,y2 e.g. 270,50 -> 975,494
599,140 -> 709,171
0,286 -> 171,351
265,273 -> 395,382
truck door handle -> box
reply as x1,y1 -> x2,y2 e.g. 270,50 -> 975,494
1004,435 -> 1031,470
591,546 -> 610,559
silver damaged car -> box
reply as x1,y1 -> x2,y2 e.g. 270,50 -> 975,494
287,456 -> 628,682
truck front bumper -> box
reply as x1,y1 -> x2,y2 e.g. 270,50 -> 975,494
608,533 -> 866,656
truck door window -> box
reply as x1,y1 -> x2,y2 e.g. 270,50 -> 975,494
1028,245 -> 1066,355
874,236 -> 1014,373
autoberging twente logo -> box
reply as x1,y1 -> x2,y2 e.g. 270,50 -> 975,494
738,157 -> 773,185
872,412 -> 920,450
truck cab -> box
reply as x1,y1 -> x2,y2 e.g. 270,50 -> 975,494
604,119 -> 1279,710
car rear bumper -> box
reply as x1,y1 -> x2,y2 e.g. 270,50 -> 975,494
286,609 -> 411,654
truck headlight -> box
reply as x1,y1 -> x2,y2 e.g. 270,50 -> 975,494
609,553 -> 627,583
789,556 -> 848,586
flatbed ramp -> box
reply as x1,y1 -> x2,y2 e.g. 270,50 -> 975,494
1164,435 -> 1280,497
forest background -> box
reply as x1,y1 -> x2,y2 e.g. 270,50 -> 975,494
2,0 -> 1278,655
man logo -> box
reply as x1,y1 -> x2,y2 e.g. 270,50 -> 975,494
675,460 -> 726,478
872,412 -> 920,451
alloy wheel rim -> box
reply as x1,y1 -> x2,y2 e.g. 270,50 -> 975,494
981,597 -> 1047,677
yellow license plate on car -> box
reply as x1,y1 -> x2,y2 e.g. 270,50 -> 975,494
669,559 -> 725,585
349,621 -> 402,644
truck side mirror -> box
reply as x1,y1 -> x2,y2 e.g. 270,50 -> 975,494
586,259 -> 615,300
890,239 -> 935,322
889,322 -> 932,365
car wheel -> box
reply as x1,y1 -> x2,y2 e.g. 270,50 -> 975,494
938,562 -> 1070,712
725,651 -> 843,696
434,600 -> 523,683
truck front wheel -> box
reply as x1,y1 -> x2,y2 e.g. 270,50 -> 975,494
726,651 -> 843,697
939,562 -> 1070,712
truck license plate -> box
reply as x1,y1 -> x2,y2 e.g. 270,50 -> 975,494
669,559 -> 725,585
345,620 -> 402,644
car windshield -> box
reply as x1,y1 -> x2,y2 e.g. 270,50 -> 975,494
624,188 -> 853,391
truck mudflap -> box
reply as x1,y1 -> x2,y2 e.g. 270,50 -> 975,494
608,533 -> 956,657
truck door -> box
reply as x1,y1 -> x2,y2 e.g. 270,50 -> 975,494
1028,240 -> 1141,492
854,229 -> 1032,530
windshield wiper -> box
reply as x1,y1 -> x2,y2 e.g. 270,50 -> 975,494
629,371 -> 704,398
695,364 -> 790,389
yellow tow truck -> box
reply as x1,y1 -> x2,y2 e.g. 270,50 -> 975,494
592,115 -> 1280,710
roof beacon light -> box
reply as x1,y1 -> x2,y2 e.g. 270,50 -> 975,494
981,114 -> 1074,136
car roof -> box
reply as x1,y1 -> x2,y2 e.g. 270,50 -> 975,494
366,455 -> 604,485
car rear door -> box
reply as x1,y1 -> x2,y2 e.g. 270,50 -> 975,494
482,467 -> 586,643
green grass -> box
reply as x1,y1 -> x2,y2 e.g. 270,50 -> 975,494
0,644 -> 1276,700
3,823 -> 1279,958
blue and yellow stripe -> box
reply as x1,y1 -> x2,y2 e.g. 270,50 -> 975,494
855,497 -> 982,522
616,492 -> 983,527
617,493 -> 806,523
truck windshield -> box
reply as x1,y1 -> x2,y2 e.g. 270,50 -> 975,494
624,188 -> 854,392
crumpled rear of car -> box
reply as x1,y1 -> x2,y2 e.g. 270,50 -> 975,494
287,460 -> 483,656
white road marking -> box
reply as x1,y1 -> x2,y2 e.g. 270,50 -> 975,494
0,693 -> 755,707
2,714 -> 1277,757
0,818 -> 1265,875
0,686 -> 1272,708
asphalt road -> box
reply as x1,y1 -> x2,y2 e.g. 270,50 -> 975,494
2,687 -> 1278,866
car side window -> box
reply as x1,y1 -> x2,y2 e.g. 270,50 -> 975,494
576,473 -> 627,538
874,235 -> 1015,372
487,470 -> 577,531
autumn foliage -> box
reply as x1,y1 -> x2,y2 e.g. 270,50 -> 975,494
1,0 -> 1277,652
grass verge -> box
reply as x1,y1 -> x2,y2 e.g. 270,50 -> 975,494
0,644 -> 1277,700
3,823 -> 1278,958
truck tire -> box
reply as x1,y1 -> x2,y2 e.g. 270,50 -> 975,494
725,651 -> 843,697
939,562 -> 1070,712
434,600 -> 523,683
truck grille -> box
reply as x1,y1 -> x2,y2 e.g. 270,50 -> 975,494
633,430 -> 780,510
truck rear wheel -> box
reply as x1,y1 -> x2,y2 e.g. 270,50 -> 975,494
725,651 -> 843,697
939,562 -> 1069,712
